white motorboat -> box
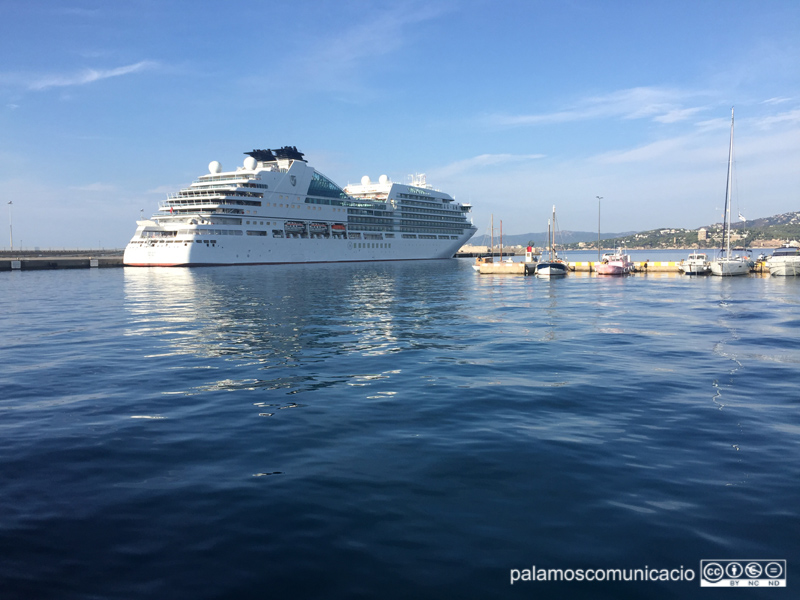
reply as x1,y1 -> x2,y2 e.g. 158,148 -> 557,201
678,252 -> 711,275
766,243 -> 800,276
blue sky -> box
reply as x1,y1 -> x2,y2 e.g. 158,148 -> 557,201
1,0 -> 799,248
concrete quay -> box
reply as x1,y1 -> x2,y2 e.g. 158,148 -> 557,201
478,261 -> 537,275
570,260 -> 766,273
477,260 -> 767,275
570,261 -> 677,273
0,251 -> 123,271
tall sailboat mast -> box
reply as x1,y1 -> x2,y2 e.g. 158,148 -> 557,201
490,214 -> 494,259
723,107 -> 734,257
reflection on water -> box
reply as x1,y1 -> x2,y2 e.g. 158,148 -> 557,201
123,262 -> 472,396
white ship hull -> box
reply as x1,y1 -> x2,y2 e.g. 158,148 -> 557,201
123,232 -> 472,266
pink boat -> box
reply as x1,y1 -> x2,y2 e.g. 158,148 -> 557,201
596,250 -> 634,275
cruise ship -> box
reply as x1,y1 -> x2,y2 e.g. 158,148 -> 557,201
123,147 -> 477,266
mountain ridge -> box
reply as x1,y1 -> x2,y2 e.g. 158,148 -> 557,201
468,211 -> 800,248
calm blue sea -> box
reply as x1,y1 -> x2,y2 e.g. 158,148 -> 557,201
1,259 -> 798,599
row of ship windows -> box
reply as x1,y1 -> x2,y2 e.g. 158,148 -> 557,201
397,193 -> 433,201
266,202 -> 345,212
400,198 -> 457,209
131,233 -> 461,248
349,224 -> 466,234
194,176 -> 252,184
305,196 -> 382,209
180,190 -> 263,198
144,224 -> 465,238
354,243 -> 391,249
344,208 -> 466,222
400,219 -> 469,227
401,209 -> 468,219
171,199 -> 263,207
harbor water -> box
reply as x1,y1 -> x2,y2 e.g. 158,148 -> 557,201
1,259 -> 798,599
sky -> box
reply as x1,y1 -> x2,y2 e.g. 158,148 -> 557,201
1,0 -> 799,248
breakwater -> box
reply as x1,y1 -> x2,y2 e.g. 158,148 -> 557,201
0,250 -> 123,271
478,260 -> 769,274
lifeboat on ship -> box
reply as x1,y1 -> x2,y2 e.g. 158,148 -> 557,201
284,221 -> 306,234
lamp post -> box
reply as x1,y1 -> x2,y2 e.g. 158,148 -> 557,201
7,201 -> 12,252
596,196 -> 603,261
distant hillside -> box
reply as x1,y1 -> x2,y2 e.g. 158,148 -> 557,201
472,230 -> 636,247
468,211 -> 800,250
559,211 -> 800,250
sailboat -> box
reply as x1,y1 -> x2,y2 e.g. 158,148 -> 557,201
710,108 -> 751,277
472,215 -> 496,271
535,206 -> 568,277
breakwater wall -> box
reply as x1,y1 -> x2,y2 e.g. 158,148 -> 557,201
0,251 -> 123,271
570,261 -> 677,272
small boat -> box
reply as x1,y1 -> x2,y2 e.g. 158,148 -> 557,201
678,252 -> 711,275
285,221 -> 307,234
766,243 -> 800,276
473,214 -> 502,272
473,255 -> 494,272
596,249 -> 634,275
710,108 -> 751,277
535,206 -> 568,277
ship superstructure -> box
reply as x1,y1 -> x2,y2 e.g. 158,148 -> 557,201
123,147 -> 476,266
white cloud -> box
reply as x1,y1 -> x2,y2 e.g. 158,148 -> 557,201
486,86 -> 711,128
146,184 -> 182,195
0,61 -> 158,92
653,107 -> 705,123
752,108 -> 800,129
431,153 -> 546,179
239,3 -> 448,99
593,137 -> 691,165
71,182 -> 117,193
28,60 -> 157,91
762,97 -> 792,105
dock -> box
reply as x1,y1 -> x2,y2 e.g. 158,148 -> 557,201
478,261 -> 537,275
0,251 -> 124,271
568,261 -> 677,272
475,259 -> 767,275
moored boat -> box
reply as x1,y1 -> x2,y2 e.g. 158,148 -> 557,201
596,249 -> 634,275
678,252 -> 711,275
710,109 -> 751,277
535,206 -> 568,277
766,243 -> 800,276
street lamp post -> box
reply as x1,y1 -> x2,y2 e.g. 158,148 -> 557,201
596,196 -> 603,261
7,201 -> 12,252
